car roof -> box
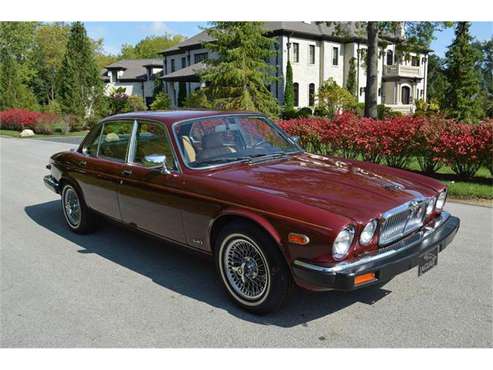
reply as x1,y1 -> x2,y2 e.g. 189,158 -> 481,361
100,110 -> 263,127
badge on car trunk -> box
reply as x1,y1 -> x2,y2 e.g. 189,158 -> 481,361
418,247 -> 439,276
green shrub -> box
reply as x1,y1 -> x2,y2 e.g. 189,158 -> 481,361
127,96 -> 147,112
150,92 -> 171,110
297,107 -> 313,118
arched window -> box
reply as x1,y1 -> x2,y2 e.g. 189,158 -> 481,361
386,50 -> 394,65
401,85 -> 411,104
293,83 -> 299,107
308,83 -> 315,106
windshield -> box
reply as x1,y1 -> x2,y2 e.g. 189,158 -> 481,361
173,115 -> 302,168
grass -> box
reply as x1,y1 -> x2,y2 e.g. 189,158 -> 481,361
405,158 -> 492,200
0,129 -> 88,138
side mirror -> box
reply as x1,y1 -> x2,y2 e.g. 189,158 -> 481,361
290,136 -> 300,144
161,155 -> 171,175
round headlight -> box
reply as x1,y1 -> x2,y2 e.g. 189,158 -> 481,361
436,190 -> 447,210
359,219 -> 377,245
332,225 -> 355,260
426,197 -> 436,215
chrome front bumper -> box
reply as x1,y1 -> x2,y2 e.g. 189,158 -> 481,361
292,211 -> 460,291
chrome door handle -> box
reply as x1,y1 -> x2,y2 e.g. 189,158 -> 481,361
121,169 -> 133,176
79,160 -> 87,167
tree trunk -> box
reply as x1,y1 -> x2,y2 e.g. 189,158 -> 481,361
365,22 -> 379,118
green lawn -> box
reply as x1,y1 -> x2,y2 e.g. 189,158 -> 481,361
0,129 -> 88,138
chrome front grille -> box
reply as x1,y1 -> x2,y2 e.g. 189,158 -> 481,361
379,199 -> 427,246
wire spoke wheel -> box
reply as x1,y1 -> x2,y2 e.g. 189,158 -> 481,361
63,187 -> 81,227
223,236 -> 270,301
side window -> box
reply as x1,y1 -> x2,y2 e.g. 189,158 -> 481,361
82,124 -> 102,157
134,121 -> 176,170
98,121 -> 133,162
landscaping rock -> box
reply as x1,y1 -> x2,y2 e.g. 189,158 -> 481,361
19,129 -> 35,137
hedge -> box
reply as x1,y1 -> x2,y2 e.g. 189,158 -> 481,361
278,112 -> 493,179
0,108 -> 77,135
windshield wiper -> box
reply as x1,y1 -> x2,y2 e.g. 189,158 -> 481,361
248,152 -> 288,163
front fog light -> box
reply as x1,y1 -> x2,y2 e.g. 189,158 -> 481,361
332,225 -> 355,260
359,219 -> 377,245
436,190 -> 447,210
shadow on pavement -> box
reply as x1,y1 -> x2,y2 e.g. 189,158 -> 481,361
25,200 -> 392,328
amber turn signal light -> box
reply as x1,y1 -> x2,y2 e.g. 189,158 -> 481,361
288,233 -> 310,245
354,272 -> 377,286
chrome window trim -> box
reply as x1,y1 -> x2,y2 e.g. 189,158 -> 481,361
171,113 -> 303,171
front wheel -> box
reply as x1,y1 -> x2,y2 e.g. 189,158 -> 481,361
61,183 -> 95,234
215,221 -> 292,314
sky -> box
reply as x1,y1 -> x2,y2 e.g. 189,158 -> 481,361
84,21 -> 492,57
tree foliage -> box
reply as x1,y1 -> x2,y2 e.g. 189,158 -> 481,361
31,23 -> 70,105
426,54 -> 450,110
445,22 -> 484,122
150,92 -> 171,110
346,57 -> 357,97
0,22 -> 39,110
199,22 -> 280,117
284,60 -> 294,110
316,78 -> 357,118
58,22 -> 103,118
120,34 -> 184,59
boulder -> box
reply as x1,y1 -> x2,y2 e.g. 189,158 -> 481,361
19,129 -> 35,137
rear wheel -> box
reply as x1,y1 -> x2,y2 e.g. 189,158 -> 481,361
61,183 -> 95,234
215,221 -> 292,314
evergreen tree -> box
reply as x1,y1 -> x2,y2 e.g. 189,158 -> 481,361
426,54 -> 450,109
200,22 -> 279,117
346,57 -> 357,97
58,22 -> 103,118
284,60 -> 294,111
445,22 -> 484,122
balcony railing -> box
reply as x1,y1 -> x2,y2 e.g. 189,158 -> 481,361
383,64 -> 423,78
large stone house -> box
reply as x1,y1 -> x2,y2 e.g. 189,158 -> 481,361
159,22 -> 430,114
101,59 -> 163,107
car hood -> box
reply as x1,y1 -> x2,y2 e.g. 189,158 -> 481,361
208,153 -> 441,223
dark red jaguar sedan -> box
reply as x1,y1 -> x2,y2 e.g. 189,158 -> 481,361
44,111 -> 460,314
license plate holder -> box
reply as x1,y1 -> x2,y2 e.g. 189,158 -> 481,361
418,246 -> 439,276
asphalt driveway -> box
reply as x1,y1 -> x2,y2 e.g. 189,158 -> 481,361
1,137 -> 492,347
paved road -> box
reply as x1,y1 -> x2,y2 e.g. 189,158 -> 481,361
1,137 -> 492,347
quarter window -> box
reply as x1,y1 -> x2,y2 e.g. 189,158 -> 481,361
98,121 -> 133,162
133,121 -> 176,170
82,125 -> 103,157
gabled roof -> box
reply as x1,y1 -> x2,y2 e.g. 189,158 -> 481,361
104,58 -> 162,81
160,22 -> 404,55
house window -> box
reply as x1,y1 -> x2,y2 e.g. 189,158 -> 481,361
292,43 -> 299,63
332,47 -> 339,65
411,56 -> 420,67
293,82 -> 299,106
181,57 -> 186,68
170,59 -> 175,73
360,87 -> 365,96
309,45 -> 315,64
194,53 -> 208,64
378,88 -> 381,96
386,50 -> 394,65
308,83 -> 315,106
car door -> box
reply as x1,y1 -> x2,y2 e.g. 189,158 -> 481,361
117,120 -> 186,244
76,120 -> 134,220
